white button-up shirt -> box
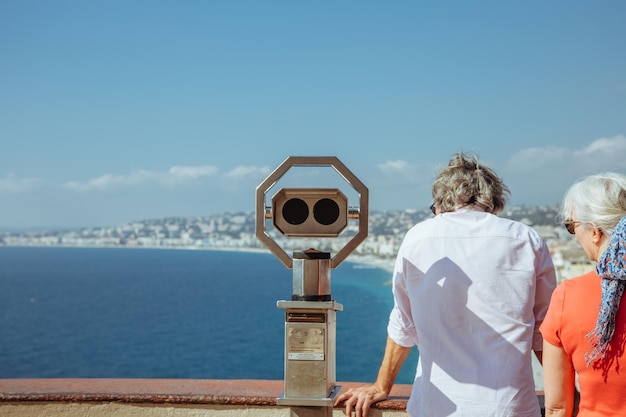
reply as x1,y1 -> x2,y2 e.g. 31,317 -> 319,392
387,208 -> 556,417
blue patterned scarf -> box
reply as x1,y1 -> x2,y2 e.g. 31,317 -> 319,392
585,215 -> 626,366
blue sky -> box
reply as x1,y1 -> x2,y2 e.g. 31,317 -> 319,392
1,1 -> 625,229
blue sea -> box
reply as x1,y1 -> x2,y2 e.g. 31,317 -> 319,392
0,246 -> 418,383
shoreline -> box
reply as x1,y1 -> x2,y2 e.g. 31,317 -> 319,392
0,243 -> 396,273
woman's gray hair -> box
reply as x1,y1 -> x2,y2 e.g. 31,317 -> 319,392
560,172 -> 626,237
432,152 -> 510,214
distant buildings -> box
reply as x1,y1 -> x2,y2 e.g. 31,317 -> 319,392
0,205 -> 592,283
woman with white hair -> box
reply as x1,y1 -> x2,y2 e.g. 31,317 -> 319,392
541,172 -> 626,417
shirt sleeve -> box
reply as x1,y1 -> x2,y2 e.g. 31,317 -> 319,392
387,305 -> 417,347
387,258 -> 418,348
532,239 -> 558,350
539,282 -> 565,348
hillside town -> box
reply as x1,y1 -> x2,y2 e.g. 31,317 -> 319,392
0,205 -> 592,283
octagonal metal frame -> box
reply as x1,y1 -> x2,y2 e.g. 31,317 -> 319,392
255,156 -> 369,270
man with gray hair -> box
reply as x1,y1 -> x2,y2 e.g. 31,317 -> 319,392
335,152 -> 556,417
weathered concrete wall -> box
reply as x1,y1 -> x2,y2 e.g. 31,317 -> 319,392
0,379 -> 412,417
0,402 -> 407,417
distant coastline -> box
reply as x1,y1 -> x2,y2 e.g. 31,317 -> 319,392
0,204 -> 587,282
0,243 -> 396,273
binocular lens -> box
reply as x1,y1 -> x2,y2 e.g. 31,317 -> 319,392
314,198 -> 340,225
282,198 -> 309,225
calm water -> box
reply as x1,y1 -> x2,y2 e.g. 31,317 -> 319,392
0,246 -> 418,383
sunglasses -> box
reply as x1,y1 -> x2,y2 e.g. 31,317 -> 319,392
563,220 -> 583,235
430,203 -> 436,215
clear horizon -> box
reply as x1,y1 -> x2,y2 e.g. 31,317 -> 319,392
2,1 -> 625,229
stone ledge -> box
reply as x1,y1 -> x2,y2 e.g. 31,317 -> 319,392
0,379 -> 412,411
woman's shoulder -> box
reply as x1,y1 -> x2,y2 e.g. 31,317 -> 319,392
557,270 -> 600,296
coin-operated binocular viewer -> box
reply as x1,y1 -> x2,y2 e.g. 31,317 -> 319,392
256,156 -> 368,417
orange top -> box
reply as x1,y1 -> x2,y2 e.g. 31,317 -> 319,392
541,271 -> 626,417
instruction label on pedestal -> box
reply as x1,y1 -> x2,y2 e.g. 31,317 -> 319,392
287,325 -> 325,361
